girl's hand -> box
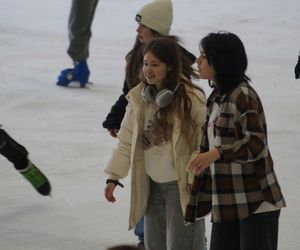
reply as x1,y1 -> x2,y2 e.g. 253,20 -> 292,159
187,149 -> 220,176
108,129 -> 119,138
186,184 -> 192,193
104,183 -> 117,202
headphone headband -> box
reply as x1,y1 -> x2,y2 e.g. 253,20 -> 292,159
141,82 -> 181,108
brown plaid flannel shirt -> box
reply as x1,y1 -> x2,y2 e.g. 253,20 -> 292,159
185,82 -> 286,223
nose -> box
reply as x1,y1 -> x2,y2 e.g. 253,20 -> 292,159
196,56 -> 202,65
144,65 -> 153,75
136,24 -> 142,33
145,66 -> 152,73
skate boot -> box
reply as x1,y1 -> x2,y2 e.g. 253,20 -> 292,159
57,60 -> 90,87
20,162 -> 51,196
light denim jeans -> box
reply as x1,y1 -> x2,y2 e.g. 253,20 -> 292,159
134,217 -> 144,242
144,179 -> 207,250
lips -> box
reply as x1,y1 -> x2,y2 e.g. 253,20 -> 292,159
145,75 -> 155,83
146,77 -> 154,82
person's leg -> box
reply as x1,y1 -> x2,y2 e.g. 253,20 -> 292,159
0,128 -> 28,170
210,220 -> 240,250
134,217 -> 144,246
67,0 -> 99,61
144,179 -> 167,250
164,181 -> 207,250
240,210 -> 280,250
57,0 -> 99,87
0,128 -> 51,196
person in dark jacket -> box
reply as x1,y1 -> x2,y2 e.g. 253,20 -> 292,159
102,0 -> 198,248
102,0 -> 197,137
0,127 -> 51,196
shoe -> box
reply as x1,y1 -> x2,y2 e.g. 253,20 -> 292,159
57,60 -> 90,87
20,162 -> 51,196
137,241 -> 145,249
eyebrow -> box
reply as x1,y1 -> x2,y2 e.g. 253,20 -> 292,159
143,59 -> 160,63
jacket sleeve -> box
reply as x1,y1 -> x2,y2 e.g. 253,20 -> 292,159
104,103 -> 134,180
102,80 -> 129,130
218,90 -> 268,164
188,91 -> 207,184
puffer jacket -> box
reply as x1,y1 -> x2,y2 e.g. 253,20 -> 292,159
102,45 -> 196,130
104,82 -> 206,230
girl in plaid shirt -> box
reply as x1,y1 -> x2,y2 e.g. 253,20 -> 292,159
185,32 -> 285,250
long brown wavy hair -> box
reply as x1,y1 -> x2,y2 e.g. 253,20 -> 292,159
140,37 -> 204,145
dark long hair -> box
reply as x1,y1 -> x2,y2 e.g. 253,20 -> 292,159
200,31 -> 250,94
141,37 -> 203,145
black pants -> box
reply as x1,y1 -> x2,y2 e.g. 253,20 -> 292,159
0,128 -> 28,170
210,210 -> 280,250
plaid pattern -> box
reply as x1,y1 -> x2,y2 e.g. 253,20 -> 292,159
185,82 -> 286,223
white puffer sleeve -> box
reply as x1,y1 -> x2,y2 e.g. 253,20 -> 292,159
104,103 -> 134,180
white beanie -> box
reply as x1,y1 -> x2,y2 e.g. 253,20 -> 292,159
135,0 -> 173,35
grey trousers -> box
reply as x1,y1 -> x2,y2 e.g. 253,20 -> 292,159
67,0 -> 99,61
144,179 -> 207,250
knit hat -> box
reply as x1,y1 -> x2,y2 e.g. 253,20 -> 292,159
135,0 -> 173,35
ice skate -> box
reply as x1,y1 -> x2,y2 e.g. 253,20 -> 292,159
57,60 -> 90,87
20,162 -> 51,196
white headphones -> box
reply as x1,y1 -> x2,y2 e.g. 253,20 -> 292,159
141,82 -> 181,108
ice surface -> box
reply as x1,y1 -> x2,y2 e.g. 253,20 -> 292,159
1,0 -> 300,249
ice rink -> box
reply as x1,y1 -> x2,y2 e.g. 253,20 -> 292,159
1,0 -> 300,249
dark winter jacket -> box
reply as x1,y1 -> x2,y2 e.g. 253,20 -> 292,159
102,46 -> 196,130
102,81 -> 129,130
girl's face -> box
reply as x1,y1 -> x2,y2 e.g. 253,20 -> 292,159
136,24 -> 155,44
196,49 -> 215,80
143,51 -> 168,90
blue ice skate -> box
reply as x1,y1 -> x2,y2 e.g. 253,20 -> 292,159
57,60 -> 90,88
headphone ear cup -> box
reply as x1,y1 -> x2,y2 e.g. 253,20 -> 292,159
142,85 -> 157,103
155,89 -> 174,108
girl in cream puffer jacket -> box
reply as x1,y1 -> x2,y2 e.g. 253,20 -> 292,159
104,37 -> 207,250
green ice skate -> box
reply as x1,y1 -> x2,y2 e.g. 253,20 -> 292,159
20,162 -> 51,196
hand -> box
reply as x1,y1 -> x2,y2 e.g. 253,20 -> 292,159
108,129 -> 119,138
186,149 -> 220,176
104,183 -> 117,202
186,184 -> 192,193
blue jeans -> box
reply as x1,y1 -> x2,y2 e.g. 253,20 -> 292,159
134,217 -> 144,242
144,179 -> 207,250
